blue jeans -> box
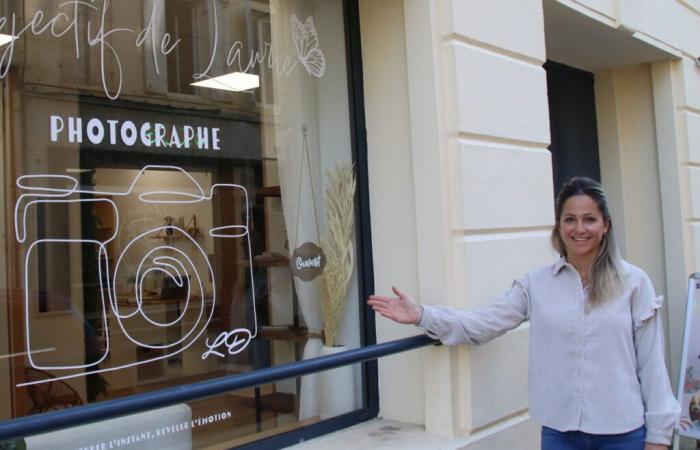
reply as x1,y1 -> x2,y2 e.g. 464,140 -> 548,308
541,426 -> 646,450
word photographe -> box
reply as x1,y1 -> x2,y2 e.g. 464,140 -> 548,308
50,115 -> 221,151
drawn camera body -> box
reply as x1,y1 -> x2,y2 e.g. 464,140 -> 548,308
14,166 -> 255,374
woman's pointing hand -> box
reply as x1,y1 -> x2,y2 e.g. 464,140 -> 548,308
367,286 -> 423,325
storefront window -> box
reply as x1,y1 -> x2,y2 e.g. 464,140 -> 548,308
0,0 -> 365,447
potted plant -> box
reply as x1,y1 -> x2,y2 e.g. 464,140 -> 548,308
318,163 -> 356,419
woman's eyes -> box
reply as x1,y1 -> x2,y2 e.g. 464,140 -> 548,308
563,217 -> 599,224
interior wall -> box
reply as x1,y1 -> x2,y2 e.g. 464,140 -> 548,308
0,306 -> 8,420
91,169 -> 221,390
0,151 -> 8,419
0,78 -> 10,419
94,169 -> 216,294
17,95 -> 88,401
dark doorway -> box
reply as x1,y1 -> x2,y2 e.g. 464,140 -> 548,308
545,61 -> 601,195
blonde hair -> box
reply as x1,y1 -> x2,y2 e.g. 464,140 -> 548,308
551,177 -> 624,305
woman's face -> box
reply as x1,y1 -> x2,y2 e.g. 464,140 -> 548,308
558,194 -> 609,263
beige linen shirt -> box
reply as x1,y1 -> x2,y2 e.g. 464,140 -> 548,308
418,258 -> 680,445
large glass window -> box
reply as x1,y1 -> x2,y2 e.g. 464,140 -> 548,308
0,0 -> 366,448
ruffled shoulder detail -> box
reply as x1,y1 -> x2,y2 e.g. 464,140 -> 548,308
625,262 -> 663,329
633,294 -> 663,329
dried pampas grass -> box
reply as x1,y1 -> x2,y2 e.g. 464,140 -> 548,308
320,164 -> 356,347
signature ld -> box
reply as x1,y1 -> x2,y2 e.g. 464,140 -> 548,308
202,328 -> 253,359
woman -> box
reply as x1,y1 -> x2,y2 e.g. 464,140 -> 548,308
368,177 -> 680,450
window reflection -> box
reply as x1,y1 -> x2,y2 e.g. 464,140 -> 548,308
0,0 -> 360,447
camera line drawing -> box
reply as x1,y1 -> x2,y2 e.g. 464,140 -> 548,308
13,165 -> 257,387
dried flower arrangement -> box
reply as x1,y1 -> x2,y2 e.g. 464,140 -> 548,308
320,164 -> 356,347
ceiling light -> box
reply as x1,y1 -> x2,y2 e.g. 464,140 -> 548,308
191,72 -> 259,92
0,34 -> 16,47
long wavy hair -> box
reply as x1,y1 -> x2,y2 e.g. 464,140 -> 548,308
551,177 -> 624,305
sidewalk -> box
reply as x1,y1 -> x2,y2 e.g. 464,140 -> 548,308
287,415 -> 539,450
287,419 -> 461,450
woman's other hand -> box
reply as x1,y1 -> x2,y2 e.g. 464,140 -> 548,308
367,287 -> 422,325
644,443 -> 667,450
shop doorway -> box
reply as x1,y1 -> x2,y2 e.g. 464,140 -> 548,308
545,60 -> 601,195
542,0 -> 674,383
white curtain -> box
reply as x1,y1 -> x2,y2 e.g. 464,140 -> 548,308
270,0 -> 324,420
269,0 -> 353,419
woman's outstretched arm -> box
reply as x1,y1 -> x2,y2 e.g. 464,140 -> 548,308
368,278 -> 530,345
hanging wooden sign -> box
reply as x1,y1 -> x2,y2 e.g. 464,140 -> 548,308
290,242 -> 325,281
289,126 -> 325,281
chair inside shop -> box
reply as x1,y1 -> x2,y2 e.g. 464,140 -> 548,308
25,367 -> 84,414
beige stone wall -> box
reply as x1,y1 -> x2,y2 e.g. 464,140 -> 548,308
361,0 -> 552,447
359,0 -> 425,425
362,0 -> 700,449
437,2 -> 553,447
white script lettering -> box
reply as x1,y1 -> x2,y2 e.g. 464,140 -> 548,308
202,328 -> 253,359
296,255 -> 322,270
0,1 -> 315,100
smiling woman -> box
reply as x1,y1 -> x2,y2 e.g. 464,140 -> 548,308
551,178 -> 621,305
558,196 -> 609,261
368,177 -> 681,449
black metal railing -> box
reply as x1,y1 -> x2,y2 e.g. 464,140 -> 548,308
0,334 -> 437,442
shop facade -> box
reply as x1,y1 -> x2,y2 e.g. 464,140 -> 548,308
3,0 -> 700,449
355,1 -> 700,449
0,0 -> 377,448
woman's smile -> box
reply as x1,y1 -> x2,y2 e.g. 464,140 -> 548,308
558,194 -> 609,264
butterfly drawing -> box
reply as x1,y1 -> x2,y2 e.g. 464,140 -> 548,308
291,14 -> 326,78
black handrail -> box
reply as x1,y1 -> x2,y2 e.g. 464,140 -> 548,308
0,334 -> 437,442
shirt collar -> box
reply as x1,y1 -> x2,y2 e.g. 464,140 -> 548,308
551,256 -> 631,278
552,256 -> 568,275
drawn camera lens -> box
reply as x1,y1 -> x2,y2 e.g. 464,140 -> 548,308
112,225 -> 214,353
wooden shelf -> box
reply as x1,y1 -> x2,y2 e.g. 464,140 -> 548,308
148,235 -> 186,241
240,254 -> 289,268
256,186 -> 281,198
259,326 -> 309,342
239,392 -> 295,414
254,257 -> 288,267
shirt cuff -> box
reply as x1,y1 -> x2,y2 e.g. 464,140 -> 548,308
644,427 -> 673,446
416,304 -> 432,328
416,305 -> 443,340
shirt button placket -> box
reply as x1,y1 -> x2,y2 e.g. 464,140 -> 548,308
576,288 -> 585,427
